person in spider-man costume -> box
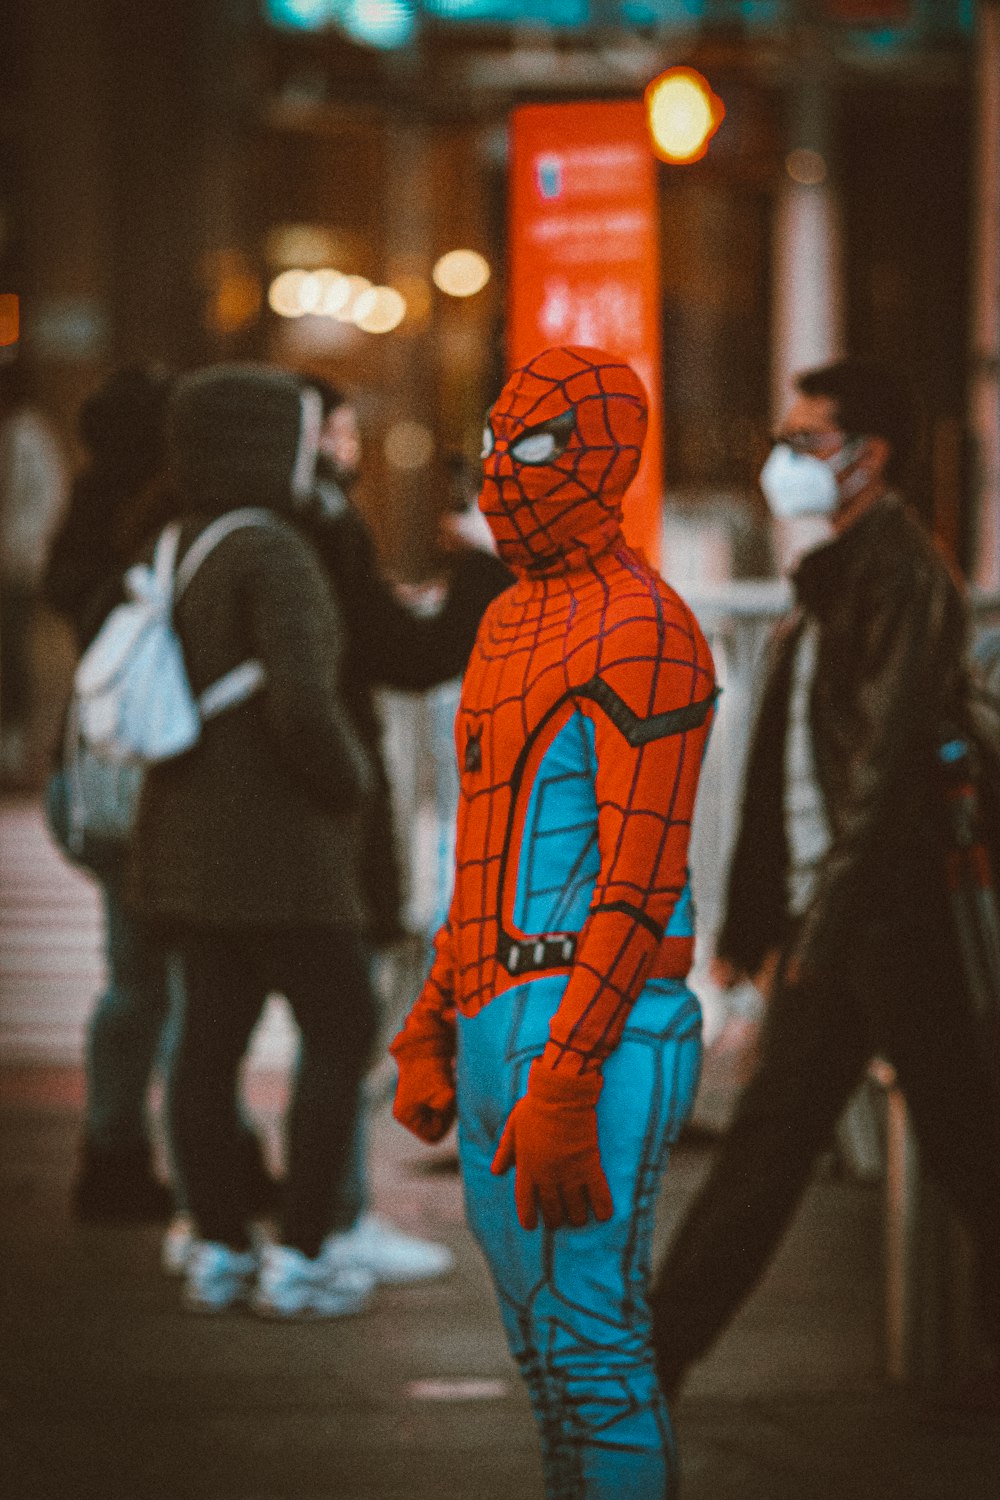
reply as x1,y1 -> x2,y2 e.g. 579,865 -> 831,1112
391,346 -> 716,1498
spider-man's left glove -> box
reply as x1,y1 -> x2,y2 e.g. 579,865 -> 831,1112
491,1060 -> 613,1231
389,1026 -> 458,1140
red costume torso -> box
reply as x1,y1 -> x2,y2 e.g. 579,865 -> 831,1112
408,347 -> 716,1078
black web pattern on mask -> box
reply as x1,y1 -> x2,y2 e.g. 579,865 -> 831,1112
482,350 -> 646,566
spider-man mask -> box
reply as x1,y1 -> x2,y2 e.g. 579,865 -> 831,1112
479,346 -> 648,575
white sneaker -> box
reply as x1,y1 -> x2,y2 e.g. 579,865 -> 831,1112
252,1243 -> 375,1320
322,1213 -> 454,1286
183,1241 -> 258,1313
163,1215 -> 271,1277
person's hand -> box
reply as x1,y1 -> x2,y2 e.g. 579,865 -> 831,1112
437,505 -> 497,557
751,947 -> 783,1003
491,1061 -> 613,1231
708,1014 -> 763,1087
390,1039 -> 456,1144
709,955 -> 746,990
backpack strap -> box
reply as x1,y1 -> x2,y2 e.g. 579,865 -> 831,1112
197,659 -> 267,722
152,523 -> 183,601
173,507 -> 276,602
169,508 -> 278,726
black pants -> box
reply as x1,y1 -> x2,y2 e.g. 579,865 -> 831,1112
651,913 -> 1000,1385
168,924 -> 378,1259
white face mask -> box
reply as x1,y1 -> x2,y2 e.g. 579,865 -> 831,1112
759,439 -> 866,520
290,387 -> 324,502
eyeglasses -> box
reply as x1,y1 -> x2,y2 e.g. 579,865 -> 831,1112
771,429 -> 848,456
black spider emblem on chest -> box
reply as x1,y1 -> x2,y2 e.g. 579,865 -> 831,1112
464,728 -> 483,774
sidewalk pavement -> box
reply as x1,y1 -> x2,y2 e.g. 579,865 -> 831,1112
4,1072 -> 998,1500
2,797 -> 999,1499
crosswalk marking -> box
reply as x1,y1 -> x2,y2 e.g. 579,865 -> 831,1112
0,798 -> 295,1067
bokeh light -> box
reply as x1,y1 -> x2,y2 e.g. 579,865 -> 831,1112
266,0 -> 338,31
268,269 -> 314,318
384,420 -> 435,470
353,285 -> 407,333
645,68 -> 725,165
314,268 -> 351,315
432,249 -> 491,298
343,0 -> 416,49
330,274 -> 372,322
265,223 -> 340,268
786,148 -> 829,186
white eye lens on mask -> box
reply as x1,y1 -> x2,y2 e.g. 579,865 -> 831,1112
510,430 -> 559,464
759,440 -> 864,520
481,425 -> 495,460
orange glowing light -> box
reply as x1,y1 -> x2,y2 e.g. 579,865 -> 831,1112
644,68 -> 725,165
0,293 -> 19,347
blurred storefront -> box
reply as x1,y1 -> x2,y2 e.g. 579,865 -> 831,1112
1,1 -> 993,579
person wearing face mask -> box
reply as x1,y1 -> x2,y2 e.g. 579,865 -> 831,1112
649,357 -> 1000,1402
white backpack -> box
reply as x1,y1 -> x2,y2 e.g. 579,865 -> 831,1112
60,507 -> 273,855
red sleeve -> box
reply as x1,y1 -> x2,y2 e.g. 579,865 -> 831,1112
541,599 -> 715,1075
390,921 -> 457,1060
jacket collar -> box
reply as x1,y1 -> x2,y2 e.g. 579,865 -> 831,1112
791,493 -> 902,618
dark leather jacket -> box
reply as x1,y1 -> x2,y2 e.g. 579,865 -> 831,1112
717,495 -> 968,981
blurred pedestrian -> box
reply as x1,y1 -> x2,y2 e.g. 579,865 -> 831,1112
391,347 -> 716,1497
0,360 -> 66,784
650,358 -> 1000,1399
44,366 -> 280,1229
298,377 -> 510,946
129,365 -> 379,1317
287,376 -> 510,1289
42,365 -> 176,1222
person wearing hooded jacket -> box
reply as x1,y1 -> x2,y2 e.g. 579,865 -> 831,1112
44,366 -> 280,1231
43,366 -> 179,1223
128,365 -> 380,1317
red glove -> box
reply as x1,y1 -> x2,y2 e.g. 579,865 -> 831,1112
491,1060 -> 613,1231
390,1034 -> 456,1144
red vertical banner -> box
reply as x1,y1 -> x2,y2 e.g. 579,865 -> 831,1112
509,101 -> 664,569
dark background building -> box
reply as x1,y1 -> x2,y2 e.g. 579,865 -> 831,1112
0,0 -> 992,575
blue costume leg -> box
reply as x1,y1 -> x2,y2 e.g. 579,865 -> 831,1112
457,976 -> 701,1500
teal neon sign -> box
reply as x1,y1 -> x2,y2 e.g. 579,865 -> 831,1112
263,0 -> 972,46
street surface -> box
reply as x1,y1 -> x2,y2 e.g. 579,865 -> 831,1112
1,797 -> 997,1499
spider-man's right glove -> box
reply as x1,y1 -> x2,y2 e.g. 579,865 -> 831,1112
491,1060 -> 613,1231
389,1027 -> 456,1144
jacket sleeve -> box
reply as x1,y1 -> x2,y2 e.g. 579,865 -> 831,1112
354,545 -> 512,692
714,622 -> 797,975
791,562 -> 955,976
246,526 -> 373,814
309,508 -> 511,692
541,611 -> 716,1076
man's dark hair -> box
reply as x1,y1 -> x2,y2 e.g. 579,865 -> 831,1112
796,358 -> 918,487
302,373 -> 348,420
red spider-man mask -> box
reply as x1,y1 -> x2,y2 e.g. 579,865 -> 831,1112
479,346 -> 648,575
